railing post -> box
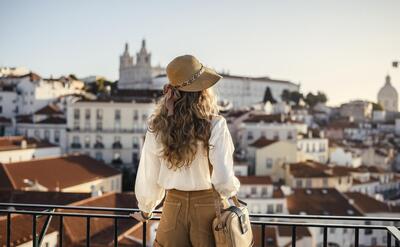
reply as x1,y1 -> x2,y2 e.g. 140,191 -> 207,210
292,225 -> 296,247
32,214 -> 37,247
388,230 -> 392,247
261,224 -> 265,247
59,215 -> 63,247
114,218 -> 118,247
6,213 -> 11,247
143,222 -> 147,247
354,228 -> 359,247
323,227 -> 328,247
86,216 -> 90,247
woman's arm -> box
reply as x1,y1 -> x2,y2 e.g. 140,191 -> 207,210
134,130 -> 165,214
208,117 -> 240,198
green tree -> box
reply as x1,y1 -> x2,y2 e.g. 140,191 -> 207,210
305,91 -> 328,107
263,87 -> 277,103
281,89 -> 291,103
290,91 -> 304,105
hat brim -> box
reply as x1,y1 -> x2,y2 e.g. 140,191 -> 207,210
177,67 -> 222,92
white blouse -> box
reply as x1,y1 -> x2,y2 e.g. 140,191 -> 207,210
135,115 -> 241,213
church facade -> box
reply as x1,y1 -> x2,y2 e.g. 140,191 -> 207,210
118,40 -> 165,89
378,75 -> 398,112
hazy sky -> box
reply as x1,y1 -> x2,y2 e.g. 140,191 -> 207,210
1,0 -> 399,106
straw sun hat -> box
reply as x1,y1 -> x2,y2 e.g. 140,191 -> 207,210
166,54 -> 222,92
163,55 -> 222,116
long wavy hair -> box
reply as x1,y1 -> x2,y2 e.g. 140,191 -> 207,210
148,87 -> 220,170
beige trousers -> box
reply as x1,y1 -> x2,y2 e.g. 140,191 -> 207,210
153,189 -> 227,247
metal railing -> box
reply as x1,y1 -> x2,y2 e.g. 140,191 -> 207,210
0,202 -> 400,247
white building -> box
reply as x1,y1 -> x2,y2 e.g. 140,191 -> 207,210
237,176 -> 287,214
66,90 -> 160,166
297,131 -> 329,164
118,40 -> 165,89
16,104 -> 67,152
0,136 -> 61,163
329,145 -> 362,168
0,72 -> 85,117
237,113 -> 308,150
152,74 -> 300,110
377,74 -> 398,112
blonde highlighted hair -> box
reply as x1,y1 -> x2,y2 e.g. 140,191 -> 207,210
148,87 -> 219,170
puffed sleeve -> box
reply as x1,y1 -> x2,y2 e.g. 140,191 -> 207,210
135,130 -> 165,213
208,116 -> 240,198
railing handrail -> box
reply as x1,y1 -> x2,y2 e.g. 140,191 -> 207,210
1,202 -> 400,247
1,202 -> 400,222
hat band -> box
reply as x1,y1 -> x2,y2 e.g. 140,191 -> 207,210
174,64 -> 205,89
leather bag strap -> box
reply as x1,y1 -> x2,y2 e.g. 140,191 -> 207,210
207,144 -> 242,230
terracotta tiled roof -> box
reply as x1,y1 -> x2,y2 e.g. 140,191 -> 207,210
37,116 -> 66,124
252,225 -> 277,247
0,190 -> 91,210
344,192 -> 400,214
0,213 -> 56,246
237,176 -> 272,185
249,136 -> 278,148
287,188 -> 363,216
0,155 -> 120,190
243,113 -> 285,123
277,225 -> 311,237
34,104 -> 62,115
0,136 -> 55,151
288,161 -> 330,178
61,192 -> 139,246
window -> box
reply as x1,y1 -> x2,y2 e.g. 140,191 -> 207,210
364,221 -> 373,235
273,131 -> 279,140
251,187 -> 257,195
44,130 -> 50,140
115,110 -> 121,120
0,106 -> 2,113
74,109 -> 80,120
84,136 -> 90,148
276,204 -> 283,213
95,152 -> 103,160
287,131 -> 293,140
306,179 -> 312,187
261,187 -> 268,196
247,131 -> 253,141
54,130 -> 60,143
85,109 -> 91,120
267,204 -> 273,213
132,136 -> 140,149
323,178 -> 328,187
371,237 -> 377,246
296,179 -> 303,188
96,121 -> 102,131
142,113 -> 148,121
72,136 -> 80,143
133,110 -> 139,120
96,109 -> 103,120
73,120 -> 80,130
266,158 -> 273,169
34,130 -> 40,138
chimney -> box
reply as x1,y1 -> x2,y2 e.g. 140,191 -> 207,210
21,139 -> 27,149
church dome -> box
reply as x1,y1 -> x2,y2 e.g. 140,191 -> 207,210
378,75 -> 398,98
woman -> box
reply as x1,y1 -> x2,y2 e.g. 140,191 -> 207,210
130,55 -> 240,247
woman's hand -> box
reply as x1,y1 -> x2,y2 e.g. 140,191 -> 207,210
129,211 -> 152,222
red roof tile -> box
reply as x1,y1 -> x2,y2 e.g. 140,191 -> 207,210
237,176 -> 273,185
0,155 -> 120,190
249,136 -> 278,148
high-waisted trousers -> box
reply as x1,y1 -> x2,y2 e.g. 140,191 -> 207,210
153,188 -> 226,247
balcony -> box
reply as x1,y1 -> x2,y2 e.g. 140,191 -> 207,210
70,143 -> 81,149
0,203 -> 400,247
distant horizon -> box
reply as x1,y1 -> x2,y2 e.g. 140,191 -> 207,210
1,0 -> 399,106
